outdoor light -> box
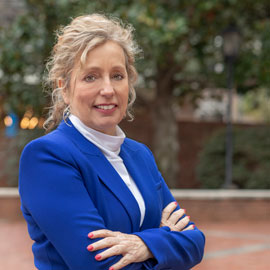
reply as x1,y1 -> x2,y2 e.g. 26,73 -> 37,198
29,117 -> 39,129
20,117 -> 30,129
4,115 -> 13,127
222,24 -> 241,188
223,25 -> 241,62
4,113 -> 18,137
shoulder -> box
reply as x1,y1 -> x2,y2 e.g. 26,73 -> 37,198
123,138 -> 152,155
123,138 -> 157,165
122,138 -> 163,186
23,129 -> 67,150
21,129 -> 75,161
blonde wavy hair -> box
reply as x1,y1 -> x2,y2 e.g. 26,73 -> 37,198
43,13 -> 141,131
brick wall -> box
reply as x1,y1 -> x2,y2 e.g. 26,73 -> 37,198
1,197 -> 269,222
0,134 -> 11,187
1,189 -> 269,222
120,114 -> 261,188
0,117 -> 266,187
179,198 -> 270,223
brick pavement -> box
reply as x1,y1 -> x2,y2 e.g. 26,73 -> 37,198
193,221 -> 270,270
0,219 -> 34,270
1,219 -> 269,270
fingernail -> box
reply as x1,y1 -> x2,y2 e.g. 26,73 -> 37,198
183,209 -> 186,213
192,225 -> 195,229
95,254 -> 102,260
88,232 -> 94,238
187,216 -> 190,219
109,267 -> 114,270
174,201 -> 178,205
87,245 -> 93,251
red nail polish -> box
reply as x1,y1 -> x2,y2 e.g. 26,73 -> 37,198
193,225 -> 195,229
87,245 -> 93,251
88,232 -> 94,238
183,209 -> 186,213
109,267 -> 114,270
95,254 -> 102,260
174,201 -> 178,205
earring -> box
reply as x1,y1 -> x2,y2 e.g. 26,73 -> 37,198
63,105 -> 72,127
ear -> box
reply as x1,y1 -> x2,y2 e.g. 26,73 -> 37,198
58,79 -> 63,88
58,79 -> 70,104
62,89 -> 70,105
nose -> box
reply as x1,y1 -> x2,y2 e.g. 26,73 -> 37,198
100,77 -> 114,97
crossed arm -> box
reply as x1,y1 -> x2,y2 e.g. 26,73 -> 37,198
20,139 -> 204,270
87,202 -> 194,270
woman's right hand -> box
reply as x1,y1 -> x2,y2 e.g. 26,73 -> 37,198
87,229 -> 153,270
160,202 -> 195,232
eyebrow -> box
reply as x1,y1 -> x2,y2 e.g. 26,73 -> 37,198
82,65 -> 126,73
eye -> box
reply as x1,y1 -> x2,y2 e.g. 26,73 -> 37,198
84,74 -> 97,82
112,73 -> 124,81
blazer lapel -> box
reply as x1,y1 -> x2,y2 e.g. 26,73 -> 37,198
57,121 -> 141,232
86,154 -> 141,232
120,142 -> 161,231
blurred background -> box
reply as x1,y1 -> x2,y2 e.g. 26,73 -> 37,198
0,0 -> 269,269
1,0 -> 270,189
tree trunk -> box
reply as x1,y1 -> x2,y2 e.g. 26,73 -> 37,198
151,96 -> 179,188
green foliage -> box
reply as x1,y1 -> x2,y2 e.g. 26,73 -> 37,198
0,0 -> 85,117
197,126 -> 270,189
1,0 -> 270,116
240,87 -> 270,123
0,14 -> 46,115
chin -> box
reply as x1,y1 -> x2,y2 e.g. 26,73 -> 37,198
95,123 -> 117,135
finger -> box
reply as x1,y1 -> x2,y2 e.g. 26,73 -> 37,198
88,229 -> 119,239
87,236 -> 119,252
174,216 -> 190,232
109,255 -> 133,270
183,224 -> 195,231
161,201 -> 178,221
94,244 -> 123,261
167,208 -> 186,224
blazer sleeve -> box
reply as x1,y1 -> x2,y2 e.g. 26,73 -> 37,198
133,146 -> 205,270
19,138 -> 151,270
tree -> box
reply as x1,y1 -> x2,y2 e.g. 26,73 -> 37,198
1,0 -> 270,187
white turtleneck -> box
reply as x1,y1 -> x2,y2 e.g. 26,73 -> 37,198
69,114 -> 145,227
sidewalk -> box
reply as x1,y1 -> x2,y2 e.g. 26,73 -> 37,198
1,189 -> 269,269
0,219 -> 34,270
0,219 -> 269,269
194,221 -> 270,270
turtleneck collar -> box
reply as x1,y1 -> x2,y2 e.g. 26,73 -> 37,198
69,114 -> 125,157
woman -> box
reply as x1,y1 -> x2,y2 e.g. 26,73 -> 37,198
19,14 -> 205,270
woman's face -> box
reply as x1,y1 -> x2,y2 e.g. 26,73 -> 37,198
63,41 -> 129,135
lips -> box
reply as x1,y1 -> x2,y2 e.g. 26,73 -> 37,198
95,104 -> 116,110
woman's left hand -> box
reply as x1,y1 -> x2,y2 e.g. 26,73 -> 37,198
87,229 -> 153,270
160,202 -> 195,232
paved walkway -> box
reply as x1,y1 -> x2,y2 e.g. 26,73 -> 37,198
0,219 -> 34,270
194,221 -> 270,270
0,219 -> 269,269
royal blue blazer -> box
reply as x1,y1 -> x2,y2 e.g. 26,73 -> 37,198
19,120 -> 205,270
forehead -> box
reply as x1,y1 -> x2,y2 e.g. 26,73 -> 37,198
81,41 -> 126,69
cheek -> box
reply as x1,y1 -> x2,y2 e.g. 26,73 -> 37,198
75,92 -> 93,105
122,84 -> 129,103
120,92 -> 129,113
124,91 -> 129,103
122,92 -> 129,116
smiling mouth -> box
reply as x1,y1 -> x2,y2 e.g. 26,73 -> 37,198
94,104 -> 117,110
